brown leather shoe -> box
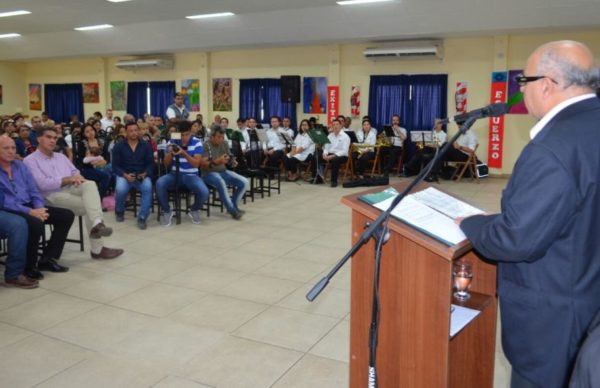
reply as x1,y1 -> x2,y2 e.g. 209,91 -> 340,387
89,222 -> 113,239
91,247 -> 124,260
4,275 -> 39,289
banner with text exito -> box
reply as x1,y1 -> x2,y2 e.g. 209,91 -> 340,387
327,86 -> 339,126
488,72 -> 507,169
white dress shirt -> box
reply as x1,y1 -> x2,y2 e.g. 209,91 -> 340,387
391,126 -> 408,147
324,131 -> 351,157
433,130 -> 447,146
100,118 -> 114,130
529,93 -> 597,139
289,133 -> 315,161
263,128 -> 286,151
456,130 -> 478,155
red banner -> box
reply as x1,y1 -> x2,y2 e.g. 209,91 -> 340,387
327,86 -> 339,126
488,72 -> 507,169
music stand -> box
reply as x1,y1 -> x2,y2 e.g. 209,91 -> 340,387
345,130 -> 359,144
308,127 -> 330,183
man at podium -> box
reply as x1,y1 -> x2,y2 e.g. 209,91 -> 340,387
459,41 -> 600,388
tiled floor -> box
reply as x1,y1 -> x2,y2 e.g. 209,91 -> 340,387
0,176 -> 512,388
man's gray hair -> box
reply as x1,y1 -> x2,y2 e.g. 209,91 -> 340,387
538,47 -> 600,91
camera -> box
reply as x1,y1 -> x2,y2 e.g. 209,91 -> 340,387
171,144 -> 180,153
134,173 -> 145,182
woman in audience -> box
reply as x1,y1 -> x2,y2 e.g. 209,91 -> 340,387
53,124 -> 73,161
75,123 -> 111,199
15,126 -> 36,159
353,119 -> 377,179
284,119 -> 315,181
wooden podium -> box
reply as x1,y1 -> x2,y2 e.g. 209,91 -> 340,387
341,182 -> 497,388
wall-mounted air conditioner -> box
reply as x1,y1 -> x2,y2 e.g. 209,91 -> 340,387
115,56 -> 174,70
364,40 -> 443,61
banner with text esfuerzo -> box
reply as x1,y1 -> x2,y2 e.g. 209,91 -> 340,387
488,72 -> 507,169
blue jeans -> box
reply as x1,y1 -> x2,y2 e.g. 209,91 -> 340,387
115,176 -> 153,220
203,170 -> 249,214
0,210 -> 28,280
156,173 -> 209,212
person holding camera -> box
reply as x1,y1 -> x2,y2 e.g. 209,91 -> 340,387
156,121 -> 209,226
202,128 -> 249,220
111,122 -> 155,230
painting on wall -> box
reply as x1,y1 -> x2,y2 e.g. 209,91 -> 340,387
29,84 -> 42,110
83,82 -> 100,103
110,81 -> 126,110
212,78 -> 232,112
303,77 -> 327,114
507,70 -> 528,114
181,79 -> 200,111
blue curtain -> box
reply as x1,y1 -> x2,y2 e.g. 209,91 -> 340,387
44,84 -> 84,124
368,75 -> 412,132
263,78 -> 297,129
409,74 -> 448,131
126,81 -> 148,121
239,79 -> 263,122
149,81 -> 176,120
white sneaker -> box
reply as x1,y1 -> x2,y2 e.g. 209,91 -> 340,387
161,211 -> 174,227
189,210 -> 201,225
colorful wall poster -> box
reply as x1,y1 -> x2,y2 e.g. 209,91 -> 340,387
82,83 -> 100,103
110,81 -> 126,110
455,82 -> 468,114
181,79 -> 200,111
350,85 -> 360,118
488,72 -> 508,169
212,78 -> 232,112
29,84 -> 42,110
303,77 -> 327,114
327,86 -> 339,125
507,70 -> 528,114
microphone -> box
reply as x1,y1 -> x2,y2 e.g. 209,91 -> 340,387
440,103 -> 509,125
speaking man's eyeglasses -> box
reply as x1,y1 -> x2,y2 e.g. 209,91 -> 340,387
514,74 -> 558,87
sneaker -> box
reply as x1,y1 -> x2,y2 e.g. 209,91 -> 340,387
137,218 -> 147,230
115,213 -> 124,222
189,210 -> 201,224
161,211 -> 174,227
231,211 -> 243,220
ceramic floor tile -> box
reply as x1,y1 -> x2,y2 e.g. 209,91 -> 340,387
254,257 -> 329,283
113,256 -> 196,281
59,272 -> 151,303
160,244 -> 228,264
153,376 -> 213,388
0,285 -> 49,311
0,292 -> 100,332
277,284 -> 349,319
43,305 -> 157,351
243,237 -> 303,257
122,237 -> 182,255
110,283 -> 205,317
272,354 -> 349,388
0,334 -> 93,388
0,322 -> 34,349
169,294 -> 268,332
35,354 -> 166,388
282,244 -> 349,266
216,274 -> 303,304
161,265 -> 246,292
77,250 -> 152,271
180,336 -> 302,388
233,306 -> 339,352
309,319 -> 349,362
38,267 -> 106,291
205,249 -> 278,273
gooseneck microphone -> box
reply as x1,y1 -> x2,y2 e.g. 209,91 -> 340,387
440,103 -> 509,125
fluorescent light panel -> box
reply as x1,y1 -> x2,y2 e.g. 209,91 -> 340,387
0,10 -> 31,18
0,33 -> 21,38
107,0 -> 132,2
74,24 -> 113,31
337,0 -> 393,5
186,12 -> 234,20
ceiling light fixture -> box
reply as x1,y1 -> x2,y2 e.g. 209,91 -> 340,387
107,0 -> 132,2
0,10 -> 31,18
74,24 -> 114,31
0,33 -> 21,38
337,0 -> 394,5
186,12 -> 235,20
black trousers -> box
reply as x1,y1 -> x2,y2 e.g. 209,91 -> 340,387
18,206 -> 75,271
265,150 -> 284,168
382,146 -> 403,174
285,154 -> 313,173
319,155 -> 348,183
353,151 -> 375,176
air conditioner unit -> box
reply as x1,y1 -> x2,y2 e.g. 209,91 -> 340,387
115,57 -> 174,70
364,41 -> 443,61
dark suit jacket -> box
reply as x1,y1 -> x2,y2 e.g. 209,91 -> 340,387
461,96 -> 600,388
570,309 -> 600,387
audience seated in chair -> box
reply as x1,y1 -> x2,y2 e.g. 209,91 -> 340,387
75,123 -> 111,200
156,121 -> 209,226
202,128 -> 249,220
284,119 -> 315,181
0,136 -> 74,280
111,122 -> 155,230
24,127 -> 123,260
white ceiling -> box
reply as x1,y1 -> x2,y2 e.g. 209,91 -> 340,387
1,0 -> 600,61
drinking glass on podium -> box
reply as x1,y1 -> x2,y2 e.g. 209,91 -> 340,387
453,261 -> 473,301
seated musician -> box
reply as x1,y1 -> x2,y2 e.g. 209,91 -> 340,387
382,114 -> 407,176
284,119 -> 315,181
263,116 -> 286,169
353,119 -> 377,179
403,119 -> 447,176
311,119 -> 350,187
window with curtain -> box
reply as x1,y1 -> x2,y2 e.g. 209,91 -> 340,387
126,81 -> 149,121
239,78 -> 297,129
126,80 -> 176,121
149,81 -> 176,121
44,84 -> 84,124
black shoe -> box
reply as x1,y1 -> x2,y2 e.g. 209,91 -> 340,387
25,268 -> 44,280
330,182 -> 338,188
311,177 -> 324,184
231,211 -> 243,220
137,218 -> 147,230
115,213 -> 124,222
237,209 -> 246,215
38,258 -> 70,273
424,175 -> 435,182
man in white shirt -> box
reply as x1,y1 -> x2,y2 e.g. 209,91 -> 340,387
165,93 -> 190,123
383,114 -> 408,176
263,116 -> 286,169
313,118 -> 351,187
282,117 -> 295,138
446,124 -> 478,162
100,109 -> 114,131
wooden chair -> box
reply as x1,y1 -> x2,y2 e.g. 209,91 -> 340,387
450,144 -> 480,182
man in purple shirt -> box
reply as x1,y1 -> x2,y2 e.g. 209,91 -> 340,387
0,136 -> 74,280
24,127 -> 123,260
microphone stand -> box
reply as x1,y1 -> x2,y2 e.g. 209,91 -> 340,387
306,116 -> 478,388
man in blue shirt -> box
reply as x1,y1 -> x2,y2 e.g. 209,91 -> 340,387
0,190 -> 37,288
0,136 -> 74,280
156,121 -> 209,226
111,122 -> 155,230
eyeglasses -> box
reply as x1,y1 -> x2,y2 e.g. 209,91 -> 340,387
515,74 -> 558,87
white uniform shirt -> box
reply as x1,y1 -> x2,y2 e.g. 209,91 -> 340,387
282,127 -> 294,138
235,128 -> 251,152
290,133 -> 315,161
263,128 -> 286,151
100,118 -> 114,130
356,130 -> 377,146
456,130 -> 478,155
433,130 -> 447,146
391,126 -> 408,147
324,131 -> 351,157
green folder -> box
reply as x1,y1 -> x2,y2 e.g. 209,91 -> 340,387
359,187 -> 399,205
230,131 -> 244,143
308,128 -> 330,145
